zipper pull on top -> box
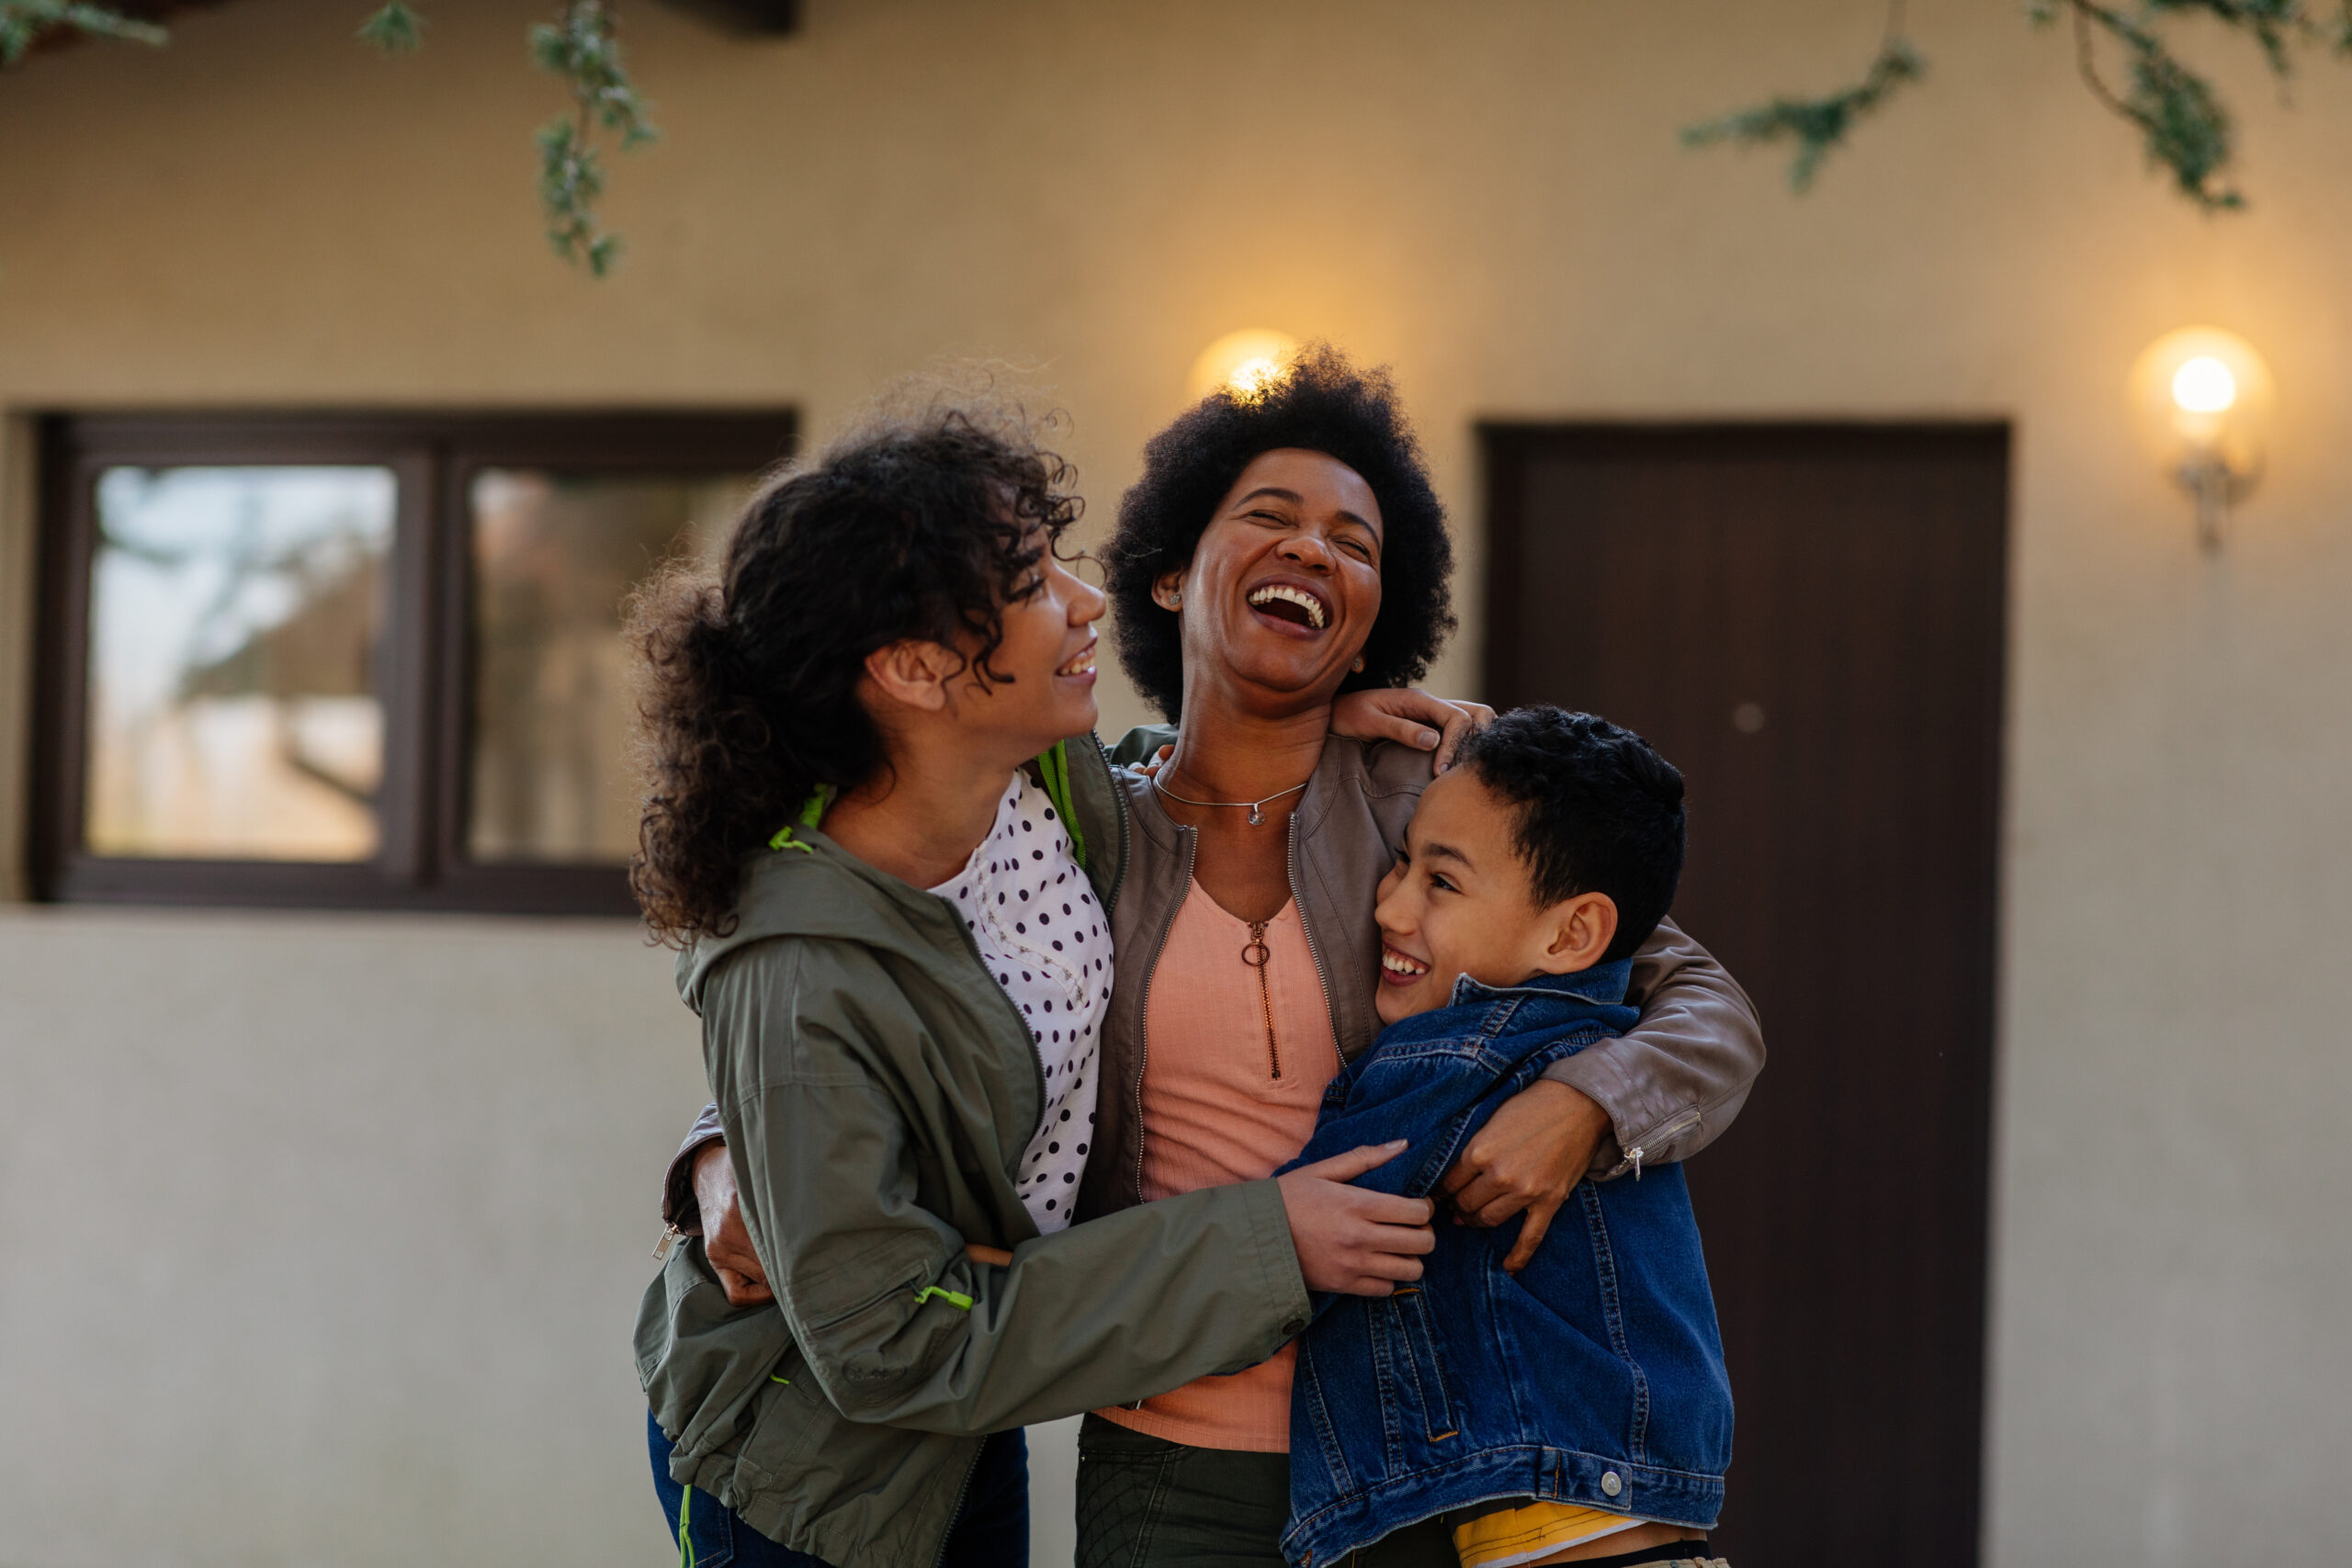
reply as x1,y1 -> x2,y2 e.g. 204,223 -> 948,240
1243,920 -> 1283,1080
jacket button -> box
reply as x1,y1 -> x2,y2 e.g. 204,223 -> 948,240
1600,1471 -> 1623,1497
1283,1318 -> 1306,1336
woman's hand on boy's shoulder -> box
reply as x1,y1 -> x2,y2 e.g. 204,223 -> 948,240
1440,1080 -> 1611,1272
1330,688 -> 1496,773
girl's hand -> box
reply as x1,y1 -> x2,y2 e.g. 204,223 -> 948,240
1329,688 -> 1497,773
1276,1141 -> 1436,1295
691,1141 -> 776,1306
1438,1080 -> 1611,1272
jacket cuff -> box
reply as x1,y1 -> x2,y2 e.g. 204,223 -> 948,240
1541,1052 -> 1657,1181
662,1104 -> 728,1231
1237,1178 -> 1313,1340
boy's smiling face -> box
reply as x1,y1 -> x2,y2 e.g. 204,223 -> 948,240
1374,767 -> 1619,1026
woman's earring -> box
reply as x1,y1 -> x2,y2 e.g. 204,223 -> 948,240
1168,592 -> 1182,609
1351,656 -> 1365,672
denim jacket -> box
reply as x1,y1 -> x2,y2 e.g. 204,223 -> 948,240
1280,964 -> 1735,1567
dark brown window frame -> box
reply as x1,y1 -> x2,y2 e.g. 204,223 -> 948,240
30,409 -> 797,914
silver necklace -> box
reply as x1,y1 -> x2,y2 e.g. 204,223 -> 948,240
1149,773 -> 1309,827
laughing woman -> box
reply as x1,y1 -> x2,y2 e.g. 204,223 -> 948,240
1069,346 -> 1764,1568
630,406 -> 1440,1568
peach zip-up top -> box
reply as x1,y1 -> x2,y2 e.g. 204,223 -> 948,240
1092,882 -> 1342,1451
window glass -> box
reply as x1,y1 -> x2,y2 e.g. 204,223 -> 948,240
85,467 -> 395,860
467,469 -> 749,863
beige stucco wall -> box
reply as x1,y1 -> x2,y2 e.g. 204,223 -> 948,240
4,1 -> 2349,1563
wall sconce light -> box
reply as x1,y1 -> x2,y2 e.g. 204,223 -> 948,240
1187,329 -> 1300,403
2129,326 -> 2273,551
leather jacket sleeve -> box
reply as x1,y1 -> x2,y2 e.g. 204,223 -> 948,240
662,1102 -> 726,1231
1540,917 -> 1763,1179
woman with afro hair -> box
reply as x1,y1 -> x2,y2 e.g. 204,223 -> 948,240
1069,344 -> 1767,1567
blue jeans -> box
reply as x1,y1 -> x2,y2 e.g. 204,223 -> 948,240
647,1409 -> 1029,1568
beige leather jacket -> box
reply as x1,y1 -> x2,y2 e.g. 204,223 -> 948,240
1073,733 -> 1764,1223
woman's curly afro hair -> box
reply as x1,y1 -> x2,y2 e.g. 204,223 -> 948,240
1103,342 -> 1455,721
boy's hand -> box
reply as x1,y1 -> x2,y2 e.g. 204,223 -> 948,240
1439,1080 -> 1611,1271
1329,688 -> 1497,773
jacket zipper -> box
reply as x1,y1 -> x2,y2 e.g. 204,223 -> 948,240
1286,813 -> 1345,1064
1129,824 -> 1196,1208
928,1444 -> 985,1568
1118,822 -> 1195,1411
1615,1107 -> 1702,1179
925,894 -> 1033,1560
1094,734 -> 1132,918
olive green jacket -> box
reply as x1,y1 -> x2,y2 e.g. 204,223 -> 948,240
635,741 -> 1309,1568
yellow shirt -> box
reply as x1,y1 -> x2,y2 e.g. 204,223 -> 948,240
1451,1500 -> 1647,1568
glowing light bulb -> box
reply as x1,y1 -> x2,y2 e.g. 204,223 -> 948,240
1186,329 -> 1300,402
2171,355 -> 2238,415
2131,327 -> 2273,552
1227,355 -> 1283,394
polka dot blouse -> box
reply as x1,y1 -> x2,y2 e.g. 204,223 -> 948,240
927,769 -> 1112,1235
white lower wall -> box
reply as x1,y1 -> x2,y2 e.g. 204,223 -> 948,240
0,908 -> 708,1568
0,904 -> 1089,1568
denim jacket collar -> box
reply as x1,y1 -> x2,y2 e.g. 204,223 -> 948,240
1445,959 -> 1634,1013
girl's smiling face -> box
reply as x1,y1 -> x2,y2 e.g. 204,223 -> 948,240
941,527 -> 1106,754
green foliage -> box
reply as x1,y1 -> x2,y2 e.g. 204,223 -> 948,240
356,2 -> 424,55
2070,2 -> 2245,208
531,0 -> 657,276
1697,0 -> 2352,209
1682,39 -> 1924,190
0,1 -> 164,67
5,0 -> 655,278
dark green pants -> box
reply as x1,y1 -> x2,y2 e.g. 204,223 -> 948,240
1073,1415 -> 1454,1568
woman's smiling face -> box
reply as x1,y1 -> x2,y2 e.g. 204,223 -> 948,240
1157,447 -> 1385,710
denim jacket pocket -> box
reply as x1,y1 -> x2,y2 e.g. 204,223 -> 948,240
1383,1285 -> 1462,1444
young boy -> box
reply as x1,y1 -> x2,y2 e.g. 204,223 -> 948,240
1281,707 -> 1734,1568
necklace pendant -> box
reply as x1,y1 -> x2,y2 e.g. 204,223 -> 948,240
1248,802 -> 1264,827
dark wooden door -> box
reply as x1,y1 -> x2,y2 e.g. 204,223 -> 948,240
1481,424 -> 2007,1568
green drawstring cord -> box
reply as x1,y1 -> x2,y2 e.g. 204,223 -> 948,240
1035,740 -> 1088,869
677,1483 -> 695,1568
768,784 -> 837,853
915,1283 -> 974,1311
773,747 -> 1086,864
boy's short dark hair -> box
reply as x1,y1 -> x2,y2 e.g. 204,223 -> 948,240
1454,706 -> 1687,964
